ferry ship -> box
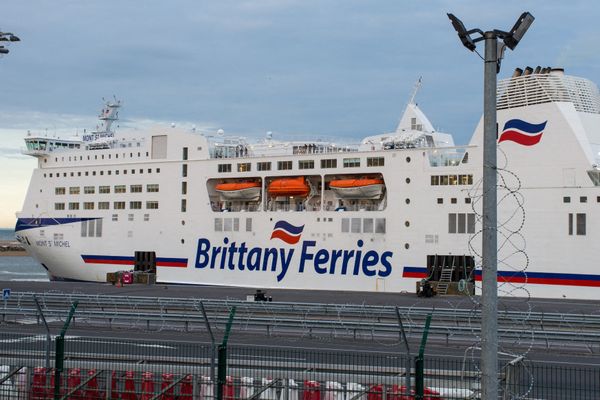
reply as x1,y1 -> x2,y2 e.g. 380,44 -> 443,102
15,67 -> 600,299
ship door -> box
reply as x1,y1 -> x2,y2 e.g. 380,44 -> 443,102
134,251 -> 156,273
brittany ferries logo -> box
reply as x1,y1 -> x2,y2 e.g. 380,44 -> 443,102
194,221 -> 392,282
498,119 -> 547,146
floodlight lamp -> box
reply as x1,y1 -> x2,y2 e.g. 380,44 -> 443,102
9,35 -> 20,42
0,47 -> 8,54
503,12 -> 534,50
0,37 -> 8,41
447,13 -> 476,51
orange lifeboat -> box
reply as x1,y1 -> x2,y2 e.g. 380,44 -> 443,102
329,178 -> 385,199
215,181 -> 261,200
268,177 -> 310,197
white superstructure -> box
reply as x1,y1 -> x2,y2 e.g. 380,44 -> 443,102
16,68 -> 600,299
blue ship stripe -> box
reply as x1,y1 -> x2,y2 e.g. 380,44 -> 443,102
273,220 -> 304,235
503,119 -> 547,134
403,266 -> 600,282
15,217 -> 100,232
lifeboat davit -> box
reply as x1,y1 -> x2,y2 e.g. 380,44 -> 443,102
215,181 -> 261,201
268,177 -> 310,197
329,178 -> 385,199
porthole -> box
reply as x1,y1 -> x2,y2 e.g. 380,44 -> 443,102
181,239 -> 185,244
405,198 -> 410,204
406,156 -> 411,163
405,221 -> 410,227
404,243 -> 410,249
405,177 -> 411,184
181,220 -> 185,226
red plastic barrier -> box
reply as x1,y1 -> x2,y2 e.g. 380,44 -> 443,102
368,385 -> 383,400
140,371 -> 155,400
386,385 -> 443,400
160,373 -> 175,400
31,367 -> 48,400
110,371 -> 120,399
179,375 -> 194,399
223,376 -> 235,400
84,369 -> 103,399
303,380 -> 321,400
122,371 -> 138,400
66,368 -> 83,399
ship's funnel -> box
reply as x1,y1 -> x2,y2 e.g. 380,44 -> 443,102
524,66 -> 534,75
512,68 -> 523,78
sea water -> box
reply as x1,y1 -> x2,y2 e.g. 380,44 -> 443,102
0,228 -> 49,281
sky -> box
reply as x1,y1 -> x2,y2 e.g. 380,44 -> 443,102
0,0 -> 599,228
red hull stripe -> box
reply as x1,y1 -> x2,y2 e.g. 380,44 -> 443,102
82,255 -> 188,268
498,130 -> 543,146
270,230 -> 301,244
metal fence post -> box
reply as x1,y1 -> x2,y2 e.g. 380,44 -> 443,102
199,301 -> 217,384
395,306 -> 412,397
216,306 -> 236,400
415,314 -> 432,400
53,301 -> 79,400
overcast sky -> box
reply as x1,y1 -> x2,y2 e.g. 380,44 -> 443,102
1,1 -> 599,227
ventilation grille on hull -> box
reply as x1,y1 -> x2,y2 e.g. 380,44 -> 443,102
497,67 -> 600,114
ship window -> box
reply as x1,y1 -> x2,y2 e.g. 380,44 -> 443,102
183,147 -> 188,160
131,169 -> 135,174
233,218 -> 240,231
467,213 -> 475,233
69,187 -> 80,195
130,185 -> 143,193
224,218 -> 232,232
457,213 -> 466,233
96,219 -> 102,237
278,161 -> 292,170
114,201 -> 126,210
146,201 -> 159,209
321,159 -> 337,169
85,171 -> 89,176
181,199 -> 187,212
112,214 -> 118,221
351,218 -> 361,233
128,214 -> 134,221
99,202 -> 110,210
139,169 -> 143,174
147,184 -> 159,193
84,202 -> 94,210
214,218 -> 223,231
99,186 -> 110,194
448,213 -> 457,233
70,172 -> 74,177
568,213 -> 573,235
115,185 -> 126,193
246,218 -> 252,232
465,198 -> 472,204
181,182 -> 187,195
69,202 -> 79,210
218,164 -> 231,173
237,163 -> 251,172
257,162 -> 271,171
78,172 -> 82,176
55,203 -> 65,210
148,168 -> 151,173
299,160 -> 314,170
157,168 -> 161,173
577,213 -> 586,235
437,198 -> 443,204
363,218 -> 374,233
343,158 -> 360,168
123,170 -> 127,175
144,214 -> 150,221
55,187 -> 66,195
580,196 -> 587,203
84,186 -> 95,194
451,198 -> 457,204
341,218 -> 349,233
367,157 -> 384,167
375,218 -> 386,233
81,220 -> 87,237
182,164 -> 188,177
130,201 -> 142,209
597,196 -> 600,203
440,175 -> 449,185
88,219 -> 95,237
50,173 -> 53,178
449,175 -> 458,185
563,196 -> 571,203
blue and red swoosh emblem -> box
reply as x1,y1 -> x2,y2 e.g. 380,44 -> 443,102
270,221 -> 304,244
498,119 -> 547,146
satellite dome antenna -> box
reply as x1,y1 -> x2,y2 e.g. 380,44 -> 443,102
217,129 -> 225,136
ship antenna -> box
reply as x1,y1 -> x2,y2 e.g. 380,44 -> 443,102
408,76 -> 422,105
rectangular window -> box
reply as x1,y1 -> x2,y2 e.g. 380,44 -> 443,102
130,185 -> 143,193
146,201 -> 159,209
233,218 -> 240,231
81,220 -> 87,237
84,186 -> 95,194
87,220 -> 95,237
112,214 -> 118,221
440,175 -> 449,185
367,157 -> 384,167
99,186 -> 110,194
277,161 -> 292,170
114,185 -> 126,193
98,202 -> 110,210
576,213 -> 586,235
182,147 -> 188,160
341,218 -> 350,233
467,213 -> 476,234
580,196 -> 587,203
55,203 -> 65,210
375,218 -> 386,233
181,199 -> 187,212
144,214 -> 150,221
114,201 -> 126,210
448,213 -> 457,233
130,201 -> 142,209
68,202 -> 79,210
128,214 -> 134,221
84,202 -> 94,210
214,218 -> 223,231
351,218 -> 361,233
55,187 -> 66,195
69,187 -> 80,195
181,181 -> 187,195
96,219 -> 102,237
146,184 -> 159,193
217,164 -> 231,173
224,218 -> 232,232
343,158 -> 360,168
363,218 -> 374,233
257,162 -> 271,171
449,175 -> 458,185
457,213 -> 466,233
298,160 -> 314,170
321,159 -> 337,168
431,176 -> 439,186
246,218 -> 252,232
237,163 -> 251,172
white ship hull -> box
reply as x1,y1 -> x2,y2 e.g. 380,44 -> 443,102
16,68 -> 600,299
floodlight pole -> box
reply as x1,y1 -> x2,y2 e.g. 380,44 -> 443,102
481,30 -> 499,399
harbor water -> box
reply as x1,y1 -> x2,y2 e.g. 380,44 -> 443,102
0,228 -> 49,282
